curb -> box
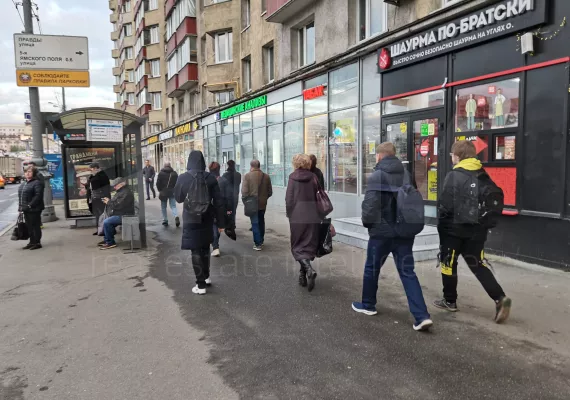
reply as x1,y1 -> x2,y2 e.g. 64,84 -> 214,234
0,221 -> 16,238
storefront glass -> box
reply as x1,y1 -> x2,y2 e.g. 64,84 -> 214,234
304,74 -> 328,117
222,117 -> 234,134
253,127 -> 267,168
386,121 -> 408,162
495,135 -> 516,160
361,54 -> 381,105
304,114 -> 328,184
267,103 -> 283,125
240,131 -> 253,169
234,132 -> 241,172
383,90 -> 444,115
253,108 -> 266,128
267,124 -> 284,186
240,112 -> 252,131
284,97 -> 303,121
329,108 -> 358,194
361,103 -> 381,191
284,119 -> 304,182
413,118 -> 439,201
329,63 -> 358,111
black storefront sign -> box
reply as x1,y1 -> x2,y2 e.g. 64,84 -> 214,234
377,0 -> 547,72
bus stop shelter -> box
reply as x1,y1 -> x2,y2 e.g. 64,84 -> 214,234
48,107 -> 147,248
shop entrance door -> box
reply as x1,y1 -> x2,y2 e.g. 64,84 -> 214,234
381,110 -> 444,203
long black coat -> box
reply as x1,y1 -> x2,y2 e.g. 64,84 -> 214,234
18,178 -> 45,213
174,151 -> 225,250
87,170 -> 111,214
286,169 -> 321,261
156,166 -> 178,199
219,168 -> 241,211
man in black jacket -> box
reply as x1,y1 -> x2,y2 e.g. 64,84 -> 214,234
352,142 -> 432,332
87,162 -> 111,236
434,140 -> 511,323
218,160 -> 241,230
143,160 -> 156,200
156,162 -> 179,227
18,166 -> 45,250
99,178 -> 135,250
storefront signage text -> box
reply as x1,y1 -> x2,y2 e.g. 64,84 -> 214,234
218,95 -> 267,120
303,85 -> 326,100
378,0 -> 546,72
159,130 -> 173,141
148,135 -> 158,144
175,122 -> 191,136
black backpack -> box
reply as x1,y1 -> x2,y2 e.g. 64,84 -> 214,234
393,183 -> 425,238
455,170 -> 504,228
184,171 -> 211,220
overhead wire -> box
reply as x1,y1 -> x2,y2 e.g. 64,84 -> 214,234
11,0 -> 25,29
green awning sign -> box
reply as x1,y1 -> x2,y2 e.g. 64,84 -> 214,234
219,95 -> 268,120
420,123 -> 429,136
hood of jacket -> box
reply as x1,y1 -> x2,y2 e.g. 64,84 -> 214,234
187,150 -> 206,171
161,166 -> 174,174
290,168 -> 314,183
367,156 -> 407,192
453,158 -> 482,171
375,155 -> 405,175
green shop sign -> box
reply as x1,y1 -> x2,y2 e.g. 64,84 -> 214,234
218,95 -> 267,120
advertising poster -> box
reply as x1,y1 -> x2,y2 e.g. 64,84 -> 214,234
427,170 -> 438,201
44,154 -> 64,200
65,147 -> 117,217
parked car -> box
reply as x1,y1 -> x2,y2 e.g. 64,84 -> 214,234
0,174 -> 5,189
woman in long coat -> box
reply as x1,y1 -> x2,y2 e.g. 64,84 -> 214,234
285,154 -> 321,292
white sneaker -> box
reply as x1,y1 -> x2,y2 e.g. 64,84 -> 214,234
211,248 -> 220,257
253,245 -> 262,251
205,278 -> 212,286
191,286 -> 206,295
413,319 -> 433,332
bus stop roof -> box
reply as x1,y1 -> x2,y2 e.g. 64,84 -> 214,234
48,107 -> 144,131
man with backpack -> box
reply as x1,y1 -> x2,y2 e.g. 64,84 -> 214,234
174,151 -> 226,295
242,160 -> 272,251
434,140 -> 511,323
156,162 -> 179,227
352,143 -> 433,332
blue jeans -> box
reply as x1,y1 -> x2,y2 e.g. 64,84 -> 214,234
361,237 -> 430,324
160,196 -> 178,222
250,210 -> 266,246
103,215 -> 122,245
467,115 -> 475,130
212,224 -> 221,250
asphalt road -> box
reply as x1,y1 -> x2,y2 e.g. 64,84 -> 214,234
0,184 -> 19,235
148,220 -> 570,400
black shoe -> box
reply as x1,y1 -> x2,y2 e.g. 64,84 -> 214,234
494,296 -> 512,324
162,221 -> 169,226
298,265 -> 308,287
22,243 -> 33,250
175,216 -> 180,227
300,260 -> 317,292
146,198 -> 150,200
97,240 -> 106,246
433,299 -> 458,312
29,244 -> 42,250
92,232 -> 99,236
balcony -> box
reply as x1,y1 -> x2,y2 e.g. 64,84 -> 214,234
137,104 -> 152,117
112,48 -> 120,58
266,0 -> 316,23
135,47 -> 147,68
109,0 -> 117,11
111,30 -> 120,41
136,18 -> 145,38
136,75 -> 148,94
167,64 -> 198,97
113,84 -> 121,93
112,66 -> 121,76
121,81 -> 135,94
121,100 -> 129,111
133,0 -> 142,14
114,101 -> 121,109
166,17 -> 197,58
110,12 -> 118,23
165,0 -> 176,17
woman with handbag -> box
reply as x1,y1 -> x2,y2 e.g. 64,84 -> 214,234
87,163 -> 111,236
285,154 -> 325,292
156,162 -> 179,227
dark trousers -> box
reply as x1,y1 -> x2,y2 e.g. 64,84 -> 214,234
191,247 -> 210,289
362,237 -> 430,324
92,199 -> 105,233
146,179 -> 156,198
212,224 -> 221,250
250,209 -> 266,246
439,234 -> 506,303
24,211 -> 42,245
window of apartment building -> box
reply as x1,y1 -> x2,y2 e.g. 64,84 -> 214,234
172,104 -> 176,124
167,55 -> 177,78
242,56 -> 251,93
150,123 -> 163,133
122,0 -> 131,13
150,26 -> 160,44
175,37 -> 197,70
115,58 -> 120,67
149,0 -> 158,10
124,23 -> 133,37
114,40 -> 119,49
116,93 -> 121,103
135,9 -> 143,27
128,69 -> 135,82
179,99 -> 185,119
135,63 -> 145,82
167,0 -> 197,39
126,47 -> 134,59
115,75 -> 121,85
298,22 -> 315,67
151,92 -> 162,110
128,92 -> 135,105
214,32 -> 233,64
137,88 -> 150,107
201,36 -> 206,63
216,91 -> 234,105
358,0 -> 386,41
264,44 -> 274,83
242,0 -> 250,29
150,59 -> 160,77
135,36 -> 143,55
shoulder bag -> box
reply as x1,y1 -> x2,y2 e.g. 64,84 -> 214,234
314,176 -> 333,217
243,173 -> 264,217
11,213 -> 29,241
159,173 -> 174,201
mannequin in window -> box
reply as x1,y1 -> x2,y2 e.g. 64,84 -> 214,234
494,88 -> 506,127
465,94 -> 477,130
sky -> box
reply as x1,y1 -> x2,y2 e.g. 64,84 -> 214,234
0,0 -> 114,124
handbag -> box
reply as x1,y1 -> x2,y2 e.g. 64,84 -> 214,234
243,173 -> 264,217
159,172 -> 174,201
11,213 -> 29,241
314,177 -> 333,216
316,218 -> 333,258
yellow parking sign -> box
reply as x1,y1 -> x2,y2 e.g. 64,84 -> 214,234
16,69 -> 90,87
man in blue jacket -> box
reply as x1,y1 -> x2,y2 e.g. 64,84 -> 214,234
352,142 -> 432,332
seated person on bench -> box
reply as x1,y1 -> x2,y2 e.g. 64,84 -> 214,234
99,177 -> 135,250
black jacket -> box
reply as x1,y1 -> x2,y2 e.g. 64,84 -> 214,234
156,166 -> 178,198
311,167 -> 325,189
438,165 -> 488,241
219,168 -> 242,212
143,165 -> 156,181
87,170 -> 111,201
18,178 -> 45,213
361,156 -> 409,239
174,151 -> 225,250
108,186 -> 135,217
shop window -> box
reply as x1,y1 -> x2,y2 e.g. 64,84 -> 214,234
329,63 -> 358,111
284,96 -> 303,121
361,103 -> 380,191
383,90 -> 444,115
215,121 -> 222,135
329,108 -> 358,194
361,54 -> 381,105
413,119 -> 440,201
455,78 -> 520,132
267,124 -> 284,186
298,21 -> 315,68
284,119 -> 304,182
240,131 -> 253,169
267,103 -> 283,125
234,133 -> 240,172
252,108 -> 266,128
207,123 -> 216,138
253,128 -> 267,168
304,74 -> 327,117
385,122 -> 408,162
454,134 -> 489,163
495,135 -> 516,161
222,117 -> 234,134
240,112 -> 252,131
305,115 -> 328,188
358,0 -> 386,41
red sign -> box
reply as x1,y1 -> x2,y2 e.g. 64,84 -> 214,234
419,140 -> 430,157
378,48 -> 391,70
473,136 -> 488,154
303,85 -> 325,101
477,97 -> 486,107
488,86 -> 497,94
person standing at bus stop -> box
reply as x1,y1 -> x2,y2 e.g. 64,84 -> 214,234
143,160 -> 156,200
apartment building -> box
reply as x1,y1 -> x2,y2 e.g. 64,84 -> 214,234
110,0 -> 168,140
0,124 -> 31,153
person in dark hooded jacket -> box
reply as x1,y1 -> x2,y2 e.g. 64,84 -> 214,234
18,166 -> 45,250
285,154 -> 321,292
174,151 -> 225,295
352,142 -> 433,332
218,160 -> 241,230
86,162 -> 111,236
156,162 -> 179,227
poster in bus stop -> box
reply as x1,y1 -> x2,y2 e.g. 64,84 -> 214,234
64,147 -> 117,217
44,154 -> 63,200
